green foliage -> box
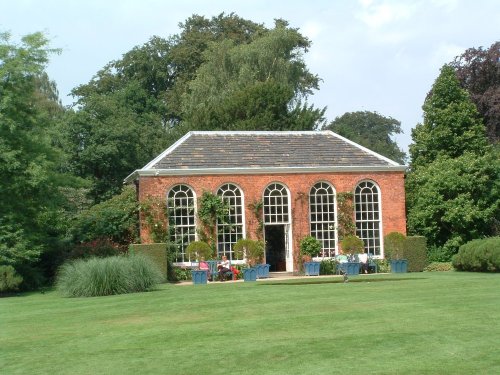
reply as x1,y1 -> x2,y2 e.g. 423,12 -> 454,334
71,186 -> 139,245
409,65 -> 488,169
185,241 -> 213,261
129,243 -> 169,281
326,111 -> 406,164
423,262 -> 454,272
139,195 -> 169,243
56,255 -> 163,297
68,239 -> 126,260
299,236 -> 322,258
0,265 -> 23,293
451,41 -> 500,143
319,259 -> 337,275
198,191 -> 230,250
403,236 -> 428,272
452,237 -> 500,272
248,199 -> 264,239
341,235 -> 364,255
233,239 -> 264,266
172,267 -> 192,281
406,151 -> 499,254
336,192 -> 356,240
384,232 -> 407,260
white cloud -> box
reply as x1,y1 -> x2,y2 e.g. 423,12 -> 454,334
356,0 -> 418,28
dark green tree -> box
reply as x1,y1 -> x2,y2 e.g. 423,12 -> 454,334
406,65 -> 498,258
0,32 -> 72,282
450,41 -> 500,144
325,111 -> 406,163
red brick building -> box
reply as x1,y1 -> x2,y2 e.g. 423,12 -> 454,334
125,131 -> 407,271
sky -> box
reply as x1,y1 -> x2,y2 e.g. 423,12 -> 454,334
1,0 -> 498,152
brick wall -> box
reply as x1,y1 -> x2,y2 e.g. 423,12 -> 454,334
137,171 -> 406,269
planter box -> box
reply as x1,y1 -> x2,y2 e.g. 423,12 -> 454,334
255,264 -> 270,278
191,270 -> 208,285
391,259 -> 408,273
243,268 -> 257,282
338,262 -> 360,275
304,261 -> 320,276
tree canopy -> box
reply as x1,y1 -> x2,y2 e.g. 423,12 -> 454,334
325,111 -> 406,164
450,41 -> 500,144
406,64 -> 498,258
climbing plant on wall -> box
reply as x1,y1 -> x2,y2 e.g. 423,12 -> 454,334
197,191 -> 230,251
337,192 -> 356,241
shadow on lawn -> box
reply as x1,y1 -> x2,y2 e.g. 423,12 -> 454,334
259,277 -> 426,286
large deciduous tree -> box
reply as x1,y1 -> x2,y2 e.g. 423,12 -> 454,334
325,111 -> 406,164
450,41 -> 500,144
0,32 -> 70,281
406,65 -> 499,258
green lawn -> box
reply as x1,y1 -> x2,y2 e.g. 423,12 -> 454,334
1,272 -> 499,375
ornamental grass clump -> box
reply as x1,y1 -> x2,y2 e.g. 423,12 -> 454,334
56,255 -> 163,297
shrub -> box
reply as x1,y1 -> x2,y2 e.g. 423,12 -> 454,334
173,267 -> 192,281
0,265 -> 23,293
56,255 -> 163,297
185,241 -> 213,261
233,239 -> 264,266
404,236 -> 428,272
319,259 -> 337,275
452,237 -> 500,272
424,262 -> 454,272
341,235 -> 364,255
299,236 -> 322,259
68,238 -> 126,260
384,232 -> 406,260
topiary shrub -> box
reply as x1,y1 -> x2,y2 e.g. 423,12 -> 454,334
56,255 -> 163,297
185,241 -> 213,261
384,232 -> 406,260
233,239 -> 264,266
452,237 -> 500,272
0,265 -> 23,293
341,235 -> 364,256
404,236 -> 428,272
299,236 -> 322,262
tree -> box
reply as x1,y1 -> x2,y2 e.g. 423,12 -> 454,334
0,32 -> 71,281
406,64 -> 498,258
325,111 -> 406,163
180,21 -> 325,132
450,41 -> 500,143
409,65 -> 488,169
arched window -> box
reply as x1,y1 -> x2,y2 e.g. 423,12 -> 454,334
167,184 -> 196,262
217,184 -> 244,260
263,183 -> 290,224
354,181 -> 382,256
309,182 -> 337,257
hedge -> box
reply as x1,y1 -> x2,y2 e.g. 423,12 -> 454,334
403,236 -> 428,272
129,243 -> 169,282
452,237 -> 500,272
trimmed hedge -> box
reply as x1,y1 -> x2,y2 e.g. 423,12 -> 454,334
424,262 -> 454,272
403,236 -> 428,272
452,237 -> 500,272
129,243 -> 169,281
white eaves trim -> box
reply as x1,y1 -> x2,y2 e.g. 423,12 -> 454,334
124,164 -> 407,183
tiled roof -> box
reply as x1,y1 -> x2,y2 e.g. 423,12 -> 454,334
125,131 -> 404,182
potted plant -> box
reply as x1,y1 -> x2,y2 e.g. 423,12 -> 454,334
185,241 -> 213,284
340,235 -> 364,275
384,232 -> 408,273
234,239 -> 265,281
300,236 -> 322,276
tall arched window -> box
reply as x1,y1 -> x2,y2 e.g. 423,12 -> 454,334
309,182 -> 337,257
217,184 -> 244,260
263,183 -> 290,224
167,184 -> 196,262
354,181 -> 382,256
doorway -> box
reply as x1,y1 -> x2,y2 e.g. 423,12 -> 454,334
265,225 -> 286,271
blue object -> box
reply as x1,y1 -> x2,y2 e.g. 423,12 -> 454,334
255,264 -> 270,278
191,270 -> 208,285
304,261 -> 320,276
338,262 -> 360,275
243,268 -> 257,282
391,259 -> 408,273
